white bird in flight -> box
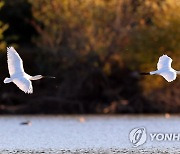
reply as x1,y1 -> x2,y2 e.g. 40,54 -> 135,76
141,55 -> 180,82
4,47 -> 55,94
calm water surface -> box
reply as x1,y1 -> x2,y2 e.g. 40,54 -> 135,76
0,115 -> 180,150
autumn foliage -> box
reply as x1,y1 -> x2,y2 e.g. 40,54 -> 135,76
0,0 -> 180,114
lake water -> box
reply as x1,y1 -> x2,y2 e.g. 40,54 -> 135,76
0,115 -> 180,153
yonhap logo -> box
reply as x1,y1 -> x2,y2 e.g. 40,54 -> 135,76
129,127 -> 147,147
129,127 -> 180,147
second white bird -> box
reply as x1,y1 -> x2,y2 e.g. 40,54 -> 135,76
142,55 -> 180,82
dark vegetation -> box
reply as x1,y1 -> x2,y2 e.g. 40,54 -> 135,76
0,0 -> 180,114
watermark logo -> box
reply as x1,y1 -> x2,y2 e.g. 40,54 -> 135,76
129,127 -> 180,147
129,127 -> 147,147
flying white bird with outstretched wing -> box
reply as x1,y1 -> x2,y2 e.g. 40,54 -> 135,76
4,47 -> 55,94
140,55 -> 179,82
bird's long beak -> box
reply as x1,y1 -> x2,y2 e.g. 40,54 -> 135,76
140,72 -> 150,75
43,76 -> 56,79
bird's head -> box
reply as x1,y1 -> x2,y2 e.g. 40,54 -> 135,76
177,71 -> 180,75
30,75 -> 43,80
30,75 -> 56,80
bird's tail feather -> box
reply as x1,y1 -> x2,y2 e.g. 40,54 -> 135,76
4,77 -> 12,83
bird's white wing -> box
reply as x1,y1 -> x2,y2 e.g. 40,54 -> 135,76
7,47 -> 25,76
157,55 -> 172,70
160,71 -> 177,82
13,77 -> 33,94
